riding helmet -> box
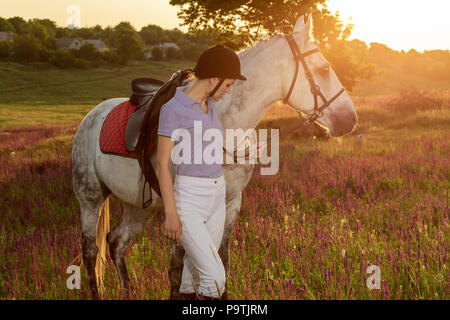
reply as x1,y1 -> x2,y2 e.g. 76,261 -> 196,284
193,44 -> 247,81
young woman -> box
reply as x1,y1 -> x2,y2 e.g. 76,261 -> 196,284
156,44 -> 258,300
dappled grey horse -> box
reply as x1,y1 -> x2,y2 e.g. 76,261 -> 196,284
72,15 -> 358,299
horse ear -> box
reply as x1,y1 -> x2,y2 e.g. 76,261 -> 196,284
306,14 -> 313,31
293,15 -> 306,32
294,14 -> 313,36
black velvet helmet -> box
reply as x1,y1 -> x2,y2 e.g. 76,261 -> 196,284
193,44 -> 247,81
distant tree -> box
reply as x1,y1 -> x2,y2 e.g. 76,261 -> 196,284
169,0 -> 331,49
113,22 -> 144,63
321,39 -> 377,91
55,27 -> 69,38
0,41 -> 12,58
101,49 -> 121,64
29,20 -> 56,49
13,34 -> 42,62
7,16 -> 28,34
29,21 -> 48,41
71,27 -> 97,40
140,24 -> 164,45
346,39 -> 369,64
38,47 -> 53,62
0,17 -> 15,33
366,42 -> 397,65
180,43 -> 208,61
102,26 -> 115,48
78,43 -> 100,61
165,28 -> 185,44
169,0 -> 376,91
91,25 -> 104,38
190,28 -> 215,47
51,49 -> 77,68
31,18 -> 57,37
151,46 -> 164,60
165,46 -> 180,60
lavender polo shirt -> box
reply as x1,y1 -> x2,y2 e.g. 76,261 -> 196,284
157,85 -> 224,178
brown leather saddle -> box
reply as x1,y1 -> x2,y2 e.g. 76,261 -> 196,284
125,77 -> 165,153
125,69 -> 193,208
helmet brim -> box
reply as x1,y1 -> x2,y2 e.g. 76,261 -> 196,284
235,74 -> 247,81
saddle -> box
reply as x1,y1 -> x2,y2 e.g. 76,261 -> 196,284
125,77 -> 165,152
125,69 -> 193,208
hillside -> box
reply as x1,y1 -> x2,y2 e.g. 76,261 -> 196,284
0,60 -> 193,105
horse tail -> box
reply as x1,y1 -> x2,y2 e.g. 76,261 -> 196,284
95,196 -> 110,296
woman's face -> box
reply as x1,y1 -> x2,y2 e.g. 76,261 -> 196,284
209,78 -> 236,101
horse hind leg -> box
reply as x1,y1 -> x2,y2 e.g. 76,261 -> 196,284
73,156 -> 111,299
106,203 -> 154,299
169,243 -> 185,300
78,193 -> 109,300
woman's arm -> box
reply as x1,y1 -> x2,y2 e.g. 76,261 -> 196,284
157,135 -> 182,243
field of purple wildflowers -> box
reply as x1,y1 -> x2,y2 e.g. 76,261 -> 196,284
0,93 -> 448,300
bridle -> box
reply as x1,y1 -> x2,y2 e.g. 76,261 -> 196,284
283,33 -> 345,124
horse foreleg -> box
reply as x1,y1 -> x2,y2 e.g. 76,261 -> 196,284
218,192 -> 243,300
106,203 -> 153,299
168,242 -> 185,300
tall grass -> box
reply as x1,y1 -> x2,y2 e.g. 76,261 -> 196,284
0,95 -> 448,300
384,87 -> 449,113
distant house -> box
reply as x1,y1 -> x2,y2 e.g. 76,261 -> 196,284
159,42 -> 180,51
80,39 -> 108,52
55,38 -> 82,51
0,32 -> 14,42
144,42 -> 180,59
144,45 -> 158,59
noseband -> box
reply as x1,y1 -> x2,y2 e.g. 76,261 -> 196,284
283,34 -> 345,123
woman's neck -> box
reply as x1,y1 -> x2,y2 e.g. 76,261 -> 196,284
184,80 -> 210,105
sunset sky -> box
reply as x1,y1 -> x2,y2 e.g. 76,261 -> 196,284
1,0 -> 449,51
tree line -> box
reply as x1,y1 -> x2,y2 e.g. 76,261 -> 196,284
169,0 -> 449,91
1,1 -> 449,92
0,16 -> 215,68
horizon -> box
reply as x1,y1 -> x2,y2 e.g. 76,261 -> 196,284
1,0 -> 449,52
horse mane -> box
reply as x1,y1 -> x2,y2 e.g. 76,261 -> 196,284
180,32 -> 286,85
238,33 -> 285,60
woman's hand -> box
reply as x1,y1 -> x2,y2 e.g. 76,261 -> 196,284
234,140 -> 269,163
163,211 -> 182,243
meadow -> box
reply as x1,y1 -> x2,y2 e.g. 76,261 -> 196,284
0,60 -> 448,299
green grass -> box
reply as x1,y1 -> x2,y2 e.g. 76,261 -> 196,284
0,60 -> 193,106
0,61 -> 448,300
0,59 -> 193,129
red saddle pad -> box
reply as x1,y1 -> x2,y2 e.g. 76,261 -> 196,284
99,100 -> 157,158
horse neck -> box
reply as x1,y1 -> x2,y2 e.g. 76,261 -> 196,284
216,41 -> 285,130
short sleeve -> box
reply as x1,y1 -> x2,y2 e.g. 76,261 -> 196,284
157,105 -> 180,140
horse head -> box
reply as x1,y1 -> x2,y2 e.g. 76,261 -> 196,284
280,15 -> 358,137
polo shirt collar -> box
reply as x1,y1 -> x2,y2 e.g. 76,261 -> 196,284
175,85 -> 215,110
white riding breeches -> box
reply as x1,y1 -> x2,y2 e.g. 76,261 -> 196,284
173,174 -> 226,298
